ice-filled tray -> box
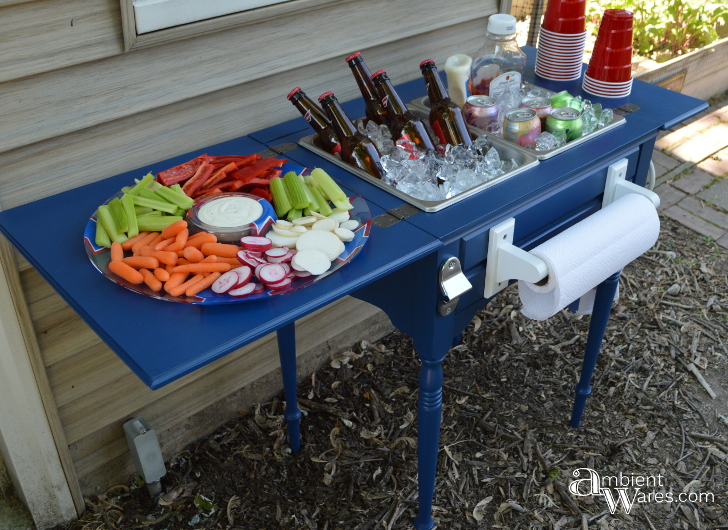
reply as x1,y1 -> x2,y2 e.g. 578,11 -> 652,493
409,95 -> 626,160
298,121 -> 539,213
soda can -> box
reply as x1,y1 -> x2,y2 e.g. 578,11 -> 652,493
503,109 -> 541,147
520,97 -> 552,125
463,95 -> 498,130
545,107 -> 583,141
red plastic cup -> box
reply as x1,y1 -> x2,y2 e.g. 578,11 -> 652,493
541,0 -> 587,34
594,9 -> 633,49
585,63 -> 632,83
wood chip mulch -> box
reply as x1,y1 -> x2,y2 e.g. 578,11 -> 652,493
64,216 -> 728,530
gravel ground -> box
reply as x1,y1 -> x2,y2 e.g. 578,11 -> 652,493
63,215 -> 728,530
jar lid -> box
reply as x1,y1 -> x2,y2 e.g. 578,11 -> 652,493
287,87 -> 302,100
318,91 -> 335,102
487,13 -> 517,35
370,70 -> 387,81
345,51 -> 361,62
419,59 -> 436,68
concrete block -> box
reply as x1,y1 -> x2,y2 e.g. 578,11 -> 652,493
654,183 -> 687,212
697,177 -> 728,211
662,206 -> 726,239
671,168 -> 715,194
669,133 -> 723,163
651,150 -> 681,176
698,148 -> 728,176
678,196 -> 728,229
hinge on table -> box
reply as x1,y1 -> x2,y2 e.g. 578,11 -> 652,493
372,204 -> 419,227
614,103 -> 640,116
256,142 -> 299,158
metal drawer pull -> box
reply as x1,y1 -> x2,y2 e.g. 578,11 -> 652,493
438,257 -> 472,316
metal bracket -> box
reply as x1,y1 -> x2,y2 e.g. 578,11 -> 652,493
437,257 -> 472,316
123,417 -> 166,498
256,142 -> 299,158
372,203 -> 419,227
614,103 -> 640,116
483,218 -> 549,299
602,158 -> 660,208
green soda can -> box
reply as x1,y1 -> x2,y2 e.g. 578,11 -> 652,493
549,91 -> 573,108
545,107 -> 583,142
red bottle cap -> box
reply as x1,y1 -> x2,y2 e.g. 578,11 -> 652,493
286,87 -> 302,100
318,91 -> 335,102
345,51 -> 361,62
370,70 -> 387,81
419,59 -> 436,68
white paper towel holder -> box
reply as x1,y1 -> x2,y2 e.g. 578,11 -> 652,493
483,158 -> 660,298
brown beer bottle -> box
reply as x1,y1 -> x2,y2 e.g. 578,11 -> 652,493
287,87 -> 341,155
370,70 -> 435,153
420,59 -> 472,147
345,52 -> 389,127
318,91 -> 385,179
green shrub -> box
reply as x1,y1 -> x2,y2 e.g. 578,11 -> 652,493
586,0 -> 728,60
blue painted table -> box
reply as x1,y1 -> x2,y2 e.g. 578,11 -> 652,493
0,48 -> 706,530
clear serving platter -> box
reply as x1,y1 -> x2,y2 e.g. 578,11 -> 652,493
408,94 -> 626,161
298,111 -> 539,213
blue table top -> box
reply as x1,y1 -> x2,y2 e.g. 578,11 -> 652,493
0,136 -> 440,389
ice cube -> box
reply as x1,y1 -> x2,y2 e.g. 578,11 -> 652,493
535,132 -> 558,151
581,108 -> 599,135
550,129 -> 567,147
598,108 -> 614,129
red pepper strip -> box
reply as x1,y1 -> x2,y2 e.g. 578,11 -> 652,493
258,168 -> 282,181
214,181 -> 238,190
194,187 -> 224,199
229,180 -> 245,191
182,163 -> 214,196
237,178 -> 272,189
229,158 -> 286,184
199,162 -> 238,191
157,154 -> 210,186
210,154 -> 261,168
247,187 -> 273,203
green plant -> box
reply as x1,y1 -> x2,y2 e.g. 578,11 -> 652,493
587,0 -> 728,59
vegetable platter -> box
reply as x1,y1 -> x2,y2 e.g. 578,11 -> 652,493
84,163 -> 371,304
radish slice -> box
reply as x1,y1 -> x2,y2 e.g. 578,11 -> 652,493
228,282 -> 257,297
251,283 -> 265,294
340,220 -> 360,231
280,263 -> 291,274
254,263 -> 266,279
293,270 -> 313,278
267,252 -> 293,264
231,266 -> 252,287
248,251 -> 263,258
237,250 -> 264,268
265,247 -> 290,259
212,271 -> 241,294
291,249 -> 332,275
258,263 -> 287,284
240,236 -> 272,252
266,277 -> 293,290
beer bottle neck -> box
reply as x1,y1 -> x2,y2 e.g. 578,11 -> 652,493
322,98 -> 357,139
291,93 -> 331,133
376,78 -> 407,117
348,58 -> 378,100
422,67 -> 448,104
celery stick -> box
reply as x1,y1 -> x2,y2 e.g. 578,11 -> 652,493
108,198 -> 128,233
171,184 -> 184,194
121,194 -> 139,238
302,183 -> 319,212
127,173 -> 155,195
331,198 -> 354,211
304,175 -> 319,189
174,207 -> 186,216
310,186 -> 332,216
121,186 -> 134,194
97,205 -> 126,244
138,188 -> 160,201
269,176 -> 292,217
137,215 -> 184,232
95,220 -> 111,248
137,211 -> 163,218
286,208 -> 302,221
155,185 -> 194,210
284,171 -> 309,210
134,206 -> 153,215
311,168 -> 347,202
145,180 -> 163,191
130,195 -> 179,214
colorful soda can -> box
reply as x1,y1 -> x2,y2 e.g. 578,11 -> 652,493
463,95 -> 499,130
520,97 -> 552,125
545,107 -> 583,141
503,109 -> 541,146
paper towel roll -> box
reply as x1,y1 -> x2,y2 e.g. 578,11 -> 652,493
519,193 -> 659,320
573,284 -> 619,315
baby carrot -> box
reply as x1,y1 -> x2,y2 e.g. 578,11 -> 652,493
131,232 -> 159,253
122,232 -> 150,251
200,243 -> 239,258
110,242 -> 124,262
148,233 -> 166,248
108,261 -> 144,284
161,219 -> 188,239
122,256 -> 159,269
200,255 -> 218,263
183,246 -> 204,263
165,228 -> 189,253
185,232 -> 217,248
154,237 -> 175,250
153,268 -> 170,282
163,271 -> 189,293
215,257 -> 244,267
165,258 -> 188,272
170,263 -> 231,274
186,272 -> 221,296
140,268 -> 162,291
138,249 -> 178,266
167,274 -> 205,297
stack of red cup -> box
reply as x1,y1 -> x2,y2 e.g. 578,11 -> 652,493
582,9 -> 634,97
535,0 -> 587,81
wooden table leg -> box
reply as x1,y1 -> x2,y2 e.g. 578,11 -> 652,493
571,270 -> 621,427
277,322 -> 301,452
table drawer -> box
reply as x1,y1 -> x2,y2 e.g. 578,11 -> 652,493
458,148 -> 640,273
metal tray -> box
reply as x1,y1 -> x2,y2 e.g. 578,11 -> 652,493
409,95 -> 626,160
298,121 -> 539,213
